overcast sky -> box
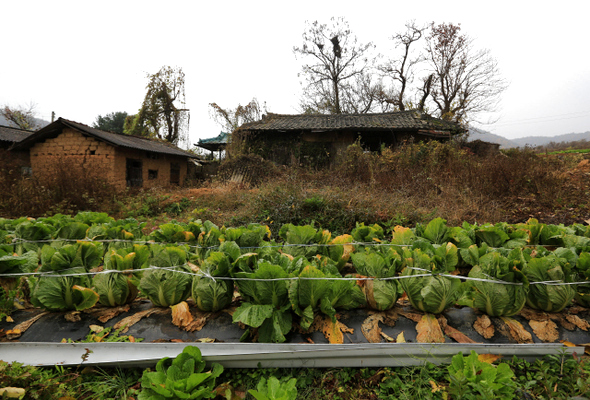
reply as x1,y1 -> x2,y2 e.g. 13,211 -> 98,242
2,0 -> 589,147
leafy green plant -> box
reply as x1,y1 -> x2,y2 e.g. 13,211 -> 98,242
351,248 -> 403,310
192,251 -> 233,312
522,253 -> 576,313
398,242 -> 461,314
138,346 -> 223,400
30,242 -> 101,311
460,249 -> 529,316
447,351 -> 516,399
232,262 -> 293,343
94,245 -> 150,307
248,376 -> 298,400
138,245 -> 192,307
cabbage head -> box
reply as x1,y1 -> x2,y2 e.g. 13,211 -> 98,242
523,255 -> 575,313
191,251 -> 233,312
93,245 -> 149,307
138,245 -> 192,307
399,248 -> 461,314
574,252 -> 590,307
464,251 -> 529,317
351,249 -> 402,310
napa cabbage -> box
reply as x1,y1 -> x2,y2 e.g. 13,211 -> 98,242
461,250 -> 529,317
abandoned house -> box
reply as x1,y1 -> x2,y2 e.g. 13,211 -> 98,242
232,110 -> 466,166
0,124 -> 34,165
11,118 -> 200,190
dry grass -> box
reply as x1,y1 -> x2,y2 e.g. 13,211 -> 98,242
2,142 -> 588,230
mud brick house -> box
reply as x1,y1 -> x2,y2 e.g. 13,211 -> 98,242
0,124 -> 33,165
11,118 -> 199,190
233,110 -> 465,166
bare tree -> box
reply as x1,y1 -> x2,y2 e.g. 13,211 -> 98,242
126,66 -> 189,145
1,103 -> 40,130
294,17 -> 375,114
425,23 -> 508,122
209,98 -> 264,132
379,21 -> 428,111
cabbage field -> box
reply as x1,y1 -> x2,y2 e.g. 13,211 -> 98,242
2,212 -> 590,345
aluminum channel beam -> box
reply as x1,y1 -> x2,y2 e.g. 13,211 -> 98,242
0,342 -> 581,368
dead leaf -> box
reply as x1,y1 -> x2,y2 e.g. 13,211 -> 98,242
382,308 -> 400,327
170,339 -> 185,343
8,311 -> 50,339
6,329 -> 22,340
529,319 -> 559,342
478,354 -> 502,364
5,316 -> 13,323
429,380 -> 442,393
520,308 -> 549,321
184,309 -> 211,332
560,340 -> 577,347
566,315 -> 590,331
320,317 -> 343,344
320,317 -> 353,344
444,324 -> 477,344
196,338 -> 215,343
0,388 -> 26,398
64,311 -> 81,322
396,331 -> 406,343
361,313 -> 384,343
473,315 -> 495,339
400,310 -> 423,323
114,308 -> 164,333
89,325 -> 104,333
87,304 -> 131,323
498,317 -> 533,344
381,331 -> 395,342
171,301 -> 193,329
552,314 -> 576,331
416,314 -> 445,343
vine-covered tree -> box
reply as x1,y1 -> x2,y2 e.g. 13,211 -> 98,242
92,111 -> 128,133
293,17 -> 375,114
208,98 -> 264,132
424,23 -> 507,122
126,66 -> 189,145
1,103 -> 40,130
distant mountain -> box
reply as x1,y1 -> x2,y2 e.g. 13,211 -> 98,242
511,131 -> 590,147
467,128 -> 590,149
467,127 -> 519,149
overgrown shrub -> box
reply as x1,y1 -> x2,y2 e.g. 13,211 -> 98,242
0,155 -> 118,217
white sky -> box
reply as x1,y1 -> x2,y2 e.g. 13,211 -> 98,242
2,0 -> 589,147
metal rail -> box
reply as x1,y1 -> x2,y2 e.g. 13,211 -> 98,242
0,342 -> 580,368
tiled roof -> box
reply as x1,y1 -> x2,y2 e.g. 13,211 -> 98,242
0,125 -> 33,143
196,131 -> 228,152
239,110 -> 464,134
12,118 -> 199,158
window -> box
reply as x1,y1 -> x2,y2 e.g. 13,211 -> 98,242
148,169 -> 158,180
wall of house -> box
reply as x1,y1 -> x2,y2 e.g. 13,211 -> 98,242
30,128 -> 117,183
112,147 -> 188,190
30,128 -> 188,190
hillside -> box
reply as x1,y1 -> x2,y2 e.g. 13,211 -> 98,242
511,131 -> 590,147
468,127 -> 590,149
467,127 -> 519,148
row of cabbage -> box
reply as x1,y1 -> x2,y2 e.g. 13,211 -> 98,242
1,212 -> 590,343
